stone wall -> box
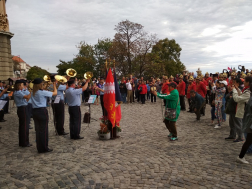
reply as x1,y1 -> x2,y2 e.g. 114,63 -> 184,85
0,31 -> 14,81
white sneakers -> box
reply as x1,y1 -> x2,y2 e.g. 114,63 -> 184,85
236,156 -> 249,164
214,124 -> 221,129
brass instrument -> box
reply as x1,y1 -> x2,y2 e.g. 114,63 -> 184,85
55,75 -> 67,89
55,75 -> 67,84
43,75 -> 51,82
0,85 -> 14,93
84,72 -> 93,80
28,83 -> 33,90
66,68 -> 77,77
43,75 -> 52,90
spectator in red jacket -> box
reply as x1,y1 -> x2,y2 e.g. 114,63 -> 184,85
204,72 -> 212,104
196,76 -> 207,98
177,75 -> 186,111
138,80 -> 147,104
187,76 -> 196,112
161,76 -> 169,106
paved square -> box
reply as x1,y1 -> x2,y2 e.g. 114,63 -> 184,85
0,99 -> 252,189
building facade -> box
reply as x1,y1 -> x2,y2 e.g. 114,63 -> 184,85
0,0 -> 14,81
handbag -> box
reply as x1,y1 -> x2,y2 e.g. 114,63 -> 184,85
164,98 -> 179,119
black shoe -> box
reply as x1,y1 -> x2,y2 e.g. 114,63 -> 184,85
0,127 -> 1,129
74,136 -> 84,140
22,143 -> 32,147
0,119 -> 6,122
181,109 -> 186,111
225,137 -> 235,140
45,148 -> 53,153
59,132 -> 69,135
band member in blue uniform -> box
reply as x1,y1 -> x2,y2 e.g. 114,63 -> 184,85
0,87 -> 8,122
31,78 -> 57,153
51,80 -> 68,135
13,80 -> 32,147
22,81 -> 33,129
65,79 -> 89,140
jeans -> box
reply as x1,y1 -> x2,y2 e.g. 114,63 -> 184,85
211,107 -> 215,121
147,91 -> 150,100
121,93 -> 127,103
221,103 -> 226,121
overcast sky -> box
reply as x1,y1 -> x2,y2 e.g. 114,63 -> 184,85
7,0 -> 252,74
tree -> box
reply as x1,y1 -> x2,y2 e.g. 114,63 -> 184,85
114,20 -> 147,74
56,42 -> 96,78
26,66 -> 50,81
151,38 -> 185,77
94,38 -> 113,77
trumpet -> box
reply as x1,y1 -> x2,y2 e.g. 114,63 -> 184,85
66,68 -> 77,77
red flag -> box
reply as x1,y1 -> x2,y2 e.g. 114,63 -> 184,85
104,69 -> 116,127
115,103 -> 122,127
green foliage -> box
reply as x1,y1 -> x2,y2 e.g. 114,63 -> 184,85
56,40 -> 113,79
151,38 -> 185,77
56,21 -> 186,80
26,66 -> 50,81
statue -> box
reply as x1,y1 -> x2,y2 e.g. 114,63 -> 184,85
0,0 -> 9,32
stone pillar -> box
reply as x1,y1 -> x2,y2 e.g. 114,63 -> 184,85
0,31 -> 14,81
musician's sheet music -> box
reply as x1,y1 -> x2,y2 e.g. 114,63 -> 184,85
54,95 -> 61,104
0,100 -> 7,110
88,95 -> 97,104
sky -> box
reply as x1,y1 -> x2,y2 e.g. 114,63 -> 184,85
6,0 -> 252,74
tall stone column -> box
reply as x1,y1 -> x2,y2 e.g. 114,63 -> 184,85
0,0 -> 14,81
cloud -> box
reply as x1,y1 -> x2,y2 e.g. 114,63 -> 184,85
6,0 -> 252,74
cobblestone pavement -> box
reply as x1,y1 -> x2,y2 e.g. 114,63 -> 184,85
0,99 -> 252,189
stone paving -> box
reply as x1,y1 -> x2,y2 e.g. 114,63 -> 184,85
0,99 -> 252,189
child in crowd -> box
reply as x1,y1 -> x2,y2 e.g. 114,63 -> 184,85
211,80 -> 227,128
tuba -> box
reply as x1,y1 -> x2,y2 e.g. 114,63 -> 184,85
66,68 -> 77,77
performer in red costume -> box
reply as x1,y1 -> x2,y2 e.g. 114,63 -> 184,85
161,76 -> 169,106
204,72 -> 212,104
187,76 -> 196,112
196,76 -> 207,98
177,75 -> 186,111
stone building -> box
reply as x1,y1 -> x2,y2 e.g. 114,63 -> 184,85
0,0 -> 14,81
12,56 -> 31,78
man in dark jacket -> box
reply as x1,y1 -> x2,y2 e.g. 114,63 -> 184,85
190,90 -> 206,120
119,77 -> 127,103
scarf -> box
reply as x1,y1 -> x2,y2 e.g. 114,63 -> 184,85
242,86 -> 249,93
